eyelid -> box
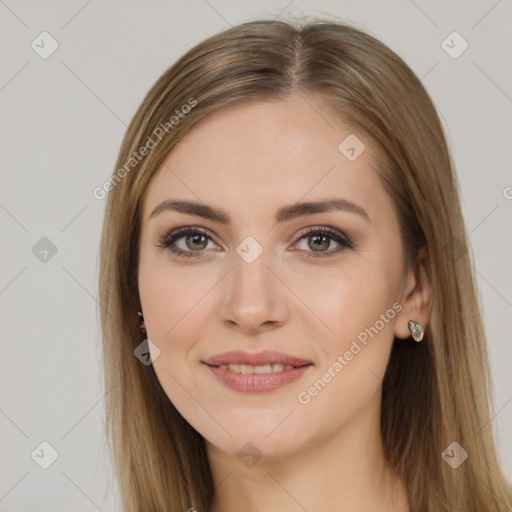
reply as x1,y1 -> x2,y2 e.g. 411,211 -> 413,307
295,225 -> 353,246
156,224 -> 354,258
156,226 -> 221,250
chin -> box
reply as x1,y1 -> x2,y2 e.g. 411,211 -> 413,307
207,434 -> 299,462
201,416 -> 308,462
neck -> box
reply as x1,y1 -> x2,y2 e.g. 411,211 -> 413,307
206,392 -> 409,512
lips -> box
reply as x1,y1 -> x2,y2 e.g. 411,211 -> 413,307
202,350 -> 312,368
202,350 -> 313,392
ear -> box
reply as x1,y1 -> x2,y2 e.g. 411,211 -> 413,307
394,246 -> 433,340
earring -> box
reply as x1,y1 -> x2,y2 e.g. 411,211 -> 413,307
137,311 -> 146,334
408,320 -> 424,342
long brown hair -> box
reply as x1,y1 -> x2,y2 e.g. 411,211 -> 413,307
98,18 -> 512,511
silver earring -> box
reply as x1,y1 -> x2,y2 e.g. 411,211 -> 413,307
137,311 -> 146,334
408,320 -> 424,342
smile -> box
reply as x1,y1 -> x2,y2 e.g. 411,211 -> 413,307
215,363 -> 296,373
204,362 -> 312,393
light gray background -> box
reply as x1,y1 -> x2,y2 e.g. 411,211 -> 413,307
1,1 -> 511,510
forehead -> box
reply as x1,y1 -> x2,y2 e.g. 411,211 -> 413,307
142,94 -> 387,223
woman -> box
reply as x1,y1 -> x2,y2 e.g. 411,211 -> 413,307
98,18 -> 512,511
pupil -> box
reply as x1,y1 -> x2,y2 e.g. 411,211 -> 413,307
310,235 -> 329,251
187,234 -> 207,250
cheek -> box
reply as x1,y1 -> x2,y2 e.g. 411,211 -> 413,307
286,256 -> 401,349
291,271 -> 399,439
138,255 -> 217,345
138,261 -> 214,419
287,256 -> 401,417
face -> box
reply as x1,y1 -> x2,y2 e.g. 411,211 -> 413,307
138,93 -> 409,461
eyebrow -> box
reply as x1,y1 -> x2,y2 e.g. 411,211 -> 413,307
149,198 -> 371,225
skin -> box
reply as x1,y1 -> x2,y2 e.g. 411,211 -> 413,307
138,93 -> 432,512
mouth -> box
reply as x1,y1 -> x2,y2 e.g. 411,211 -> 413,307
211,362 -> 307,374
202,350 -> 313,393
202,349 -> 313,369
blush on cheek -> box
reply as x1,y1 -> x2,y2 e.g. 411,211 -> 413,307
318,293 -> 398,377
139,269 -> 189,337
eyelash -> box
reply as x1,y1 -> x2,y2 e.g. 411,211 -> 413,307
156,226 -> 354,259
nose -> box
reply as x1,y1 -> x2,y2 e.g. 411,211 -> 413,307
217,246 -> 290,335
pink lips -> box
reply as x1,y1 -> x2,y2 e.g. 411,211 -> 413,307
203,350 -> 312,367
202,350 -> 313,393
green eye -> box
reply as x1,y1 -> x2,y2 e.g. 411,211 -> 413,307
294,227 -> 353,258
158,226 -> 353,259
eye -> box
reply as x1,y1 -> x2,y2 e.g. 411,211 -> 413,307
157,227 -> 219,258
157,225 -> 354,259
293,227 -> 353,258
